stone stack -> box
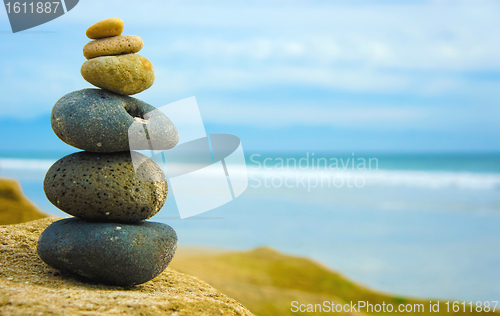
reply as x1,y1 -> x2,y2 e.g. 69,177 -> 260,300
81,18 -> 154,96
37,18 -> 180,286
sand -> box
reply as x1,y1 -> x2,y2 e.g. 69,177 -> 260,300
0,218 -> 253,315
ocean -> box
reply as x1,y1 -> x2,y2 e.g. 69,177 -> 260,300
1,151 -> 499,302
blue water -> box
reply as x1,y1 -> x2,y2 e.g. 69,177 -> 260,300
1,152 -> 500,301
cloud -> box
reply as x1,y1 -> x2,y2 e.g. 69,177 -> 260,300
195,98 -> 500,132
134,0 -> 500,96
198,101 -> 428,129
1,0 -> 500,132
61,0 -> 500,72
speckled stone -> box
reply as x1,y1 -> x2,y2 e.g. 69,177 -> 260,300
81,54 -> 154,95
37,218 -> 177,286
44,151 -> 167,223
51,89 -> 179,153
86,18 -> 124,39
83,35 -> 143,59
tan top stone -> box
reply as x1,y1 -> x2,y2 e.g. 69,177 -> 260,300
83,35 -> 143,59
86,18 -> 124,39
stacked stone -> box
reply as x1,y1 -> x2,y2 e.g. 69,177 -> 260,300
37,18 -> 180,286
81,18 -> 154,96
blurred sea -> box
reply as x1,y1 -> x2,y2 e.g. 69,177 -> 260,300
1,151 -> 499,301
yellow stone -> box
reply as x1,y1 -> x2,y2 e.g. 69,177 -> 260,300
83,35 -> 143,59
81,54 -> 155,95
86,18 -> 124,39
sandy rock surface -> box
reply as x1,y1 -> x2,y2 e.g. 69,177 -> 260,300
0,218 -> 253,315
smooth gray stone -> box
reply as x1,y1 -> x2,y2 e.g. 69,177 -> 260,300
51,88 -> 179,152
37,218 -> 177,286
44,151 -> 167,223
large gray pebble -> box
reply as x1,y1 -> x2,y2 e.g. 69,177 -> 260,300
44,151 -> 167,223
51,89 -> 179,152
37,218 -> 177,286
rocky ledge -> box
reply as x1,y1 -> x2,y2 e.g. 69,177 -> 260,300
0,178 -> 48,225
0,218 -> 253,316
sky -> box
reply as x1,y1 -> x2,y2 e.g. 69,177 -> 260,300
1,0 -> 500,153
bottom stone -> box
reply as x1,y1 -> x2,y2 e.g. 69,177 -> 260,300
37,218 -> 177,286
